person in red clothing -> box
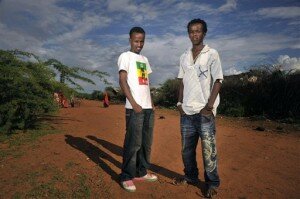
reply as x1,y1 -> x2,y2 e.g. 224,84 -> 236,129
103,92 -> 109,108
61,95 -> 69,108
58,91 -> 68,108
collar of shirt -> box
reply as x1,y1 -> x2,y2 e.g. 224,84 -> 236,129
187,45 -> 210,64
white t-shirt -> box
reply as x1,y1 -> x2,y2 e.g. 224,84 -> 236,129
118,51 -> 153,109
178,45 -> 223,116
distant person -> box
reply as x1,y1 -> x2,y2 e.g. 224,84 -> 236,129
53,92 -> 60,104
118,26 -> 157,192
103,92 -> 109,108
175,19 -> 223,198
70,94 -> 75,107
58,91 -> 68,108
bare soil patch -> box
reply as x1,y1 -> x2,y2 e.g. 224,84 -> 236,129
0,100 -> 299,198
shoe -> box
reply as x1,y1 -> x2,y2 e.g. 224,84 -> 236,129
172,178 -> 199,186
121,180 -> 136,192
204,187 -> 218,198
134,173 -> 158,182
172,178 -> 188,185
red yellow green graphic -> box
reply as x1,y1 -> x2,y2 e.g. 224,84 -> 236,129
136,61 -> 148,85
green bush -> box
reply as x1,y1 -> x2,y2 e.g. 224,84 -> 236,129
219,69 -> 300,120
153,69 -> 299,122
153,78 -> 180,107
222,106 -> 245,117
0,50 -> 58,133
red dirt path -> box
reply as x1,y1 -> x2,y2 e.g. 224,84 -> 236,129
0,100 -> 299,198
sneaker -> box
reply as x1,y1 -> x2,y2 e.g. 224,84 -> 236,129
121,180 -> 136,192
172,178 -> 199,186
204,187 -> 218,198
134,173 -> 158,182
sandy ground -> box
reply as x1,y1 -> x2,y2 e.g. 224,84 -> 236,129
0,100 -> 299,198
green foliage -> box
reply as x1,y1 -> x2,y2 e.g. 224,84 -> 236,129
1,49 -> 111,134
91,90 -> 104,100
153,69 -> 299,121
104,86 -> 125,103
0,50 -> 58,133
44,59 -> 111,90
153,78 -> 180,107
219,69 -> 300,120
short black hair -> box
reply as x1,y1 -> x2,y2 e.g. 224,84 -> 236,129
187,19 -> 207,33
129,27 -> 145,37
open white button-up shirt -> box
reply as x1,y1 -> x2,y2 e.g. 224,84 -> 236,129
178,45 -> 223,116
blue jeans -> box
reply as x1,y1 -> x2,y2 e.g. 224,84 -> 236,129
120,109 -> 154,181
180,113 -> 220,188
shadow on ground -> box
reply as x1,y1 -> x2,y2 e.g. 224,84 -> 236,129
65,134 -> 206,193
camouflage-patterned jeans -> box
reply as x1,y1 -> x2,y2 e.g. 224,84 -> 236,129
180,113 -> 220,188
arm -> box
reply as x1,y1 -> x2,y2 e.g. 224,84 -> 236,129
150,91 -> 155,111
201,50 -> 223,115
119,70 -> 142,113
177,78 -> 185,115
200,80 -> 222,115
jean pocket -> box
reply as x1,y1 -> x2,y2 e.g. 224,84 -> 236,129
180,114 -> 188,123
200,114 -> 214,124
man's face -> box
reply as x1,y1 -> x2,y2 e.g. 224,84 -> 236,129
188,23 -> 205,45
130,32 -> 145,54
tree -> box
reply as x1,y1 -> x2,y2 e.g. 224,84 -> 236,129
153,78 -> 180,107
1,49 -> 112,133
0,50 -> 57,133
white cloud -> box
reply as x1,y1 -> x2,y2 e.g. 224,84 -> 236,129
208,33 -> 300,70
224,67 -> 243,75
277,55 -> 300,71
0,0 -> 299,91
50,14 -> 112,43
107,0 -> 137,13
106,0 -> 158,22
175,0 -> 237,14
218,0 -> 238,13
0,22 -> 43,51
142,34 -> 189,84
257,6 -> 300,19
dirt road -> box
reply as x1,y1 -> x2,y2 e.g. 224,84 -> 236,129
0,100 -> 299,198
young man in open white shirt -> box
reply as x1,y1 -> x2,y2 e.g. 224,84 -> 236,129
176,19 -> 223,198
118,27 -> 157,192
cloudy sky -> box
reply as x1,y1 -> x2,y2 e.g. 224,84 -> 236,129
0,0 -> 299,92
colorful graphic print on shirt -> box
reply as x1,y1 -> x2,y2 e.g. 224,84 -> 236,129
136,61 -> 148,85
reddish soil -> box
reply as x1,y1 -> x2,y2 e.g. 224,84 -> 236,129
0,100 -> 299,198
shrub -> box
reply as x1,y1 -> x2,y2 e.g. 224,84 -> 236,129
153,78 -> 180,107
0,50 -> 58,133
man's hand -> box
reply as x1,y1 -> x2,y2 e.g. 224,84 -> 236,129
177,105 -> 186,116
132,103 -> 142,113
152,106 -> 156,111
200,104 -> 213,116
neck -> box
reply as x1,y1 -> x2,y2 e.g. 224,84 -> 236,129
192,43 -> 204,51
130,49 -> 140,54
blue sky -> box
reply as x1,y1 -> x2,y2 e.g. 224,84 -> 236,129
0,0 -> 299,92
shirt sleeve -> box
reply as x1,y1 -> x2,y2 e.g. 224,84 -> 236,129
118,53 -> 129,72
177,54 -> 185,79
144,56 -> 152,74
210,50 -> 223,83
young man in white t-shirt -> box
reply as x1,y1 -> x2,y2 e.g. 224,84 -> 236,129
176,19 -> 223,198
118,27 -> 157,192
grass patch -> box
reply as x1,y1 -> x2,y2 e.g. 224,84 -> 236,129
71,174 -> 91,199
12,192 -> 22,199
65,161 -> 78,169
9,165 -> 92,198
26,182 -> 67,199
0,123 -> 60,160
